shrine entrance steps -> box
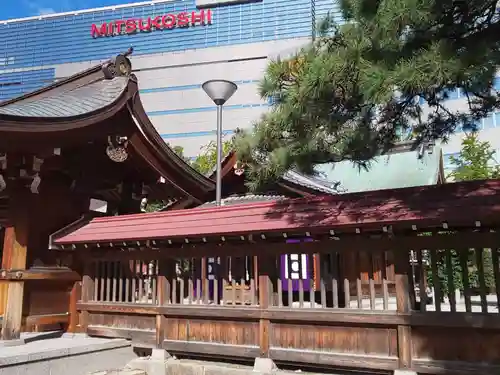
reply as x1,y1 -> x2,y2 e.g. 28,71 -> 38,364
0,333 -> 135,375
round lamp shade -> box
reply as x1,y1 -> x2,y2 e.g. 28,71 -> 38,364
202,79 -> 238,105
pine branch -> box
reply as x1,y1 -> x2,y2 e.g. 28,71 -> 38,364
235,0 -> 500,190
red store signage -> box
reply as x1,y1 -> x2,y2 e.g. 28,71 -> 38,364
91,9 -> 212,38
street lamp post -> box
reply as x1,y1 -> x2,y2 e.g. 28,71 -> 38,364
202,79 -> 238,206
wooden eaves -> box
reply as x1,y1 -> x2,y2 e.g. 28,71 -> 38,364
0,50 -> 215,205
50,178 -> 500,256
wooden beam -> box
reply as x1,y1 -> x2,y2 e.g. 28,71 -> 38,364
77,302 -> 500,330
83,319 -> 500,375
163,340 -> 260,359
269,347 -> 398,371
87,326 -> 156,347
82,231 -> 500,260
0,269 -> 80,281
25,313 -> 70,332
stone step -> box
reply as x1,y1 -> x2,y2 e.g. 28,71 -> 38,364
89,370 -> 146,375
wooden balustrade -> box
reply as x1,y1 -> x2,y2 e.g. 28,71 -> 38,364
76,244 -> 500,375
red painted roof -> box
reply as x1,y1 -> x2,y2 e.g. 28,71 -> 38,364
53,179 -> 500,245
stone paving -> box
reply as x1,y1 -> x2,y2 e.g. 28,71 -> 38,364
89,370 -> 145,375
0,333 -> 135,375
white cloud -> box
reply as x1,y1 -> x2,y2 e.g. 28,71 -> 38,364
38,7 -> 56,15
23,0 -> 91,16
23,0 -> 58,16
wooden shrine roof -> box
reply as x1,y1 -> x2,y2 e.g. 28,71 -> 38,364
163,143 -> 443,211
215,151 -> 339,195
0,51 -> 215,203
51,178 -> 500,247
0,77 -> 128,118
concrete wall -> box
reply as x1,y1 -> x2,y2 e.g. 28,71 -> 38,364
54,38 -> 309,157
52,38 -> 500,159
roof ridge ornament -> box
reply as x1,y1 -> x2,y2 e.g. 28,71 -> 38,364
102,48 -> 133,80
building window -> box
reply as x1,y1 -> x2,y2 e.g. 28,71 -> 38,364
0,57 -> 15,66
483,114 -> 495,129
494,77 -> 500,91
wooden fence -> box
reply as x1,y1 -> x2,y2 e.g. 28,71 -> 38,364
76,243 -> 500,375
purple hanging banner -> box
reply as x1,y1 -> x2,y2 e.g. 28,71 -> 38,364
280,238 -> 313,292
193,257 -> 220,301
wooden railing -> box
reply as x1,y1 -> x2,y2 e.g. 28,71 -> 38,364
77,245 -> 500,375
0,268 -> 81,333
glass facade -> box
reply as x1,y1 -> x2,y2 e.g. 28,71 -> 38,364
0,0 -> 337,154
0,68 -> 54,101
0,0 -> 333,69
0,0 -> 336,103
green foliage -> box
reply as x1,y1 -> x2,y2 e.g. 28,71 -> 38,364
425,136 -> 498,297
235,0 -> 500,190
172,145 -> 188,161
171,141 -> 234,176
426,249 -> 495,298
447,132 -> 500,181
425,250 -> 463,297
482,249 -> 495,292
144,201 -> 165,213
144,140 -> 234,213
190,140 -> 234,175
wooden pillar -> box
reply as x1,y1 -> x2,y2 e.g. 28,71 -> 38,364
258,254 -> 278,358
0,176 -> 85,339
67,281 -> 82,333
253,256 -> 259,290
68,252 -> 84,334
200,257 -> 207,302
394,248 -> 412,370
1,207 -> 29,340
313,254 -> 320,289
156,259 -> 176,348
0,228 -> 12,317
79,261 -> 95,333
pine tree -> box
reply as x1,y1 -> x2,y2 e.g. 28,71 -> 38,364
235,0 -> 500,190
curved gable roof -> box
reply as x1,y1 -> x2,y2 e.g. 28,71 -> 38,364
0,51 -> 215,202
200,143 -> 442,201
310,144 -> 443,193
0,78 -> 128,118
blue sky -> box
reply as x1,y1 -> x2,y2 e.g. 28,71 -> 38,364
1,0 -> 142,20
